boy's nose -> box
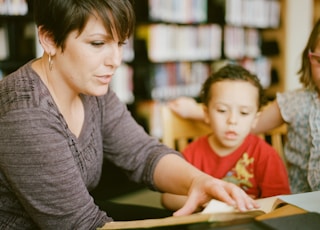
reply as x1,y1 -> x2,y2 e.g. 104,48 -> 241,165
227,112 -> 237,125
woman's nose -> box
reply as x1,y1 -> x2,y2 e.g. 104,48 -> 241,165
105,44 -> 122,68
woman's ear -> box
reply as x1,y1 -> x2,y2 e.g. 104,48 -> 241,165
37,26 -> 57,55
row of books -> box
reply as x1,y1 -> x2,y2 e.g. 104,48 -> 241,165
226,0 -> 281,28
151,62 -> 210,101
150,58 -> 272,101
0,0 -> 28,15
239,57 -> 272,89
146,24 -> 263,62
148,0 -> 207,23
147,0 -> 280,28
224,26 -> 261,60
148,24 -> 222,62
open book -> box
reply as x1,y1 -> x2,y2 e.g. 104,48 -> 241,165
202,195 -> 285,215
203,190 -> 320,216
99,191 -> 320,229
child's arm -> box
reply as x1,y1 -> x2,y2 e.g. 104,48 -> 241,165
168,97 -> 204,120
252,100 -> 285,134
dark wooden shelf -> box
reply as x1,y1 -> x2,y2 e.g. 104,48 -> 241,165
0,59 -> 30,69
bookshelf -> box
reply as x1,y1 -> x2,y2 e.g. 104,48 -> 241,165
0,0 -> 35,79
314,0 -> 320,23
260,0 -> 286,98
134,0 -> 281,102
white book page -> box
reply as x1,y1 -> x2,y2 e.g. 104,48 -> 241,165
278,191 -> 320,213
202,196 -> 280,214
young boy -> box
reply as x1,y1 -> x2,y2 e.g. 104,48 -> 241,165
161,64 -> 290,211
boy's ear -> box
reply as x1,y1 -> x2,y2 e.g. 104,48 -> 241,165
251,111 -> 261,129
203,105 -> 210,124
37,26 -> 57,55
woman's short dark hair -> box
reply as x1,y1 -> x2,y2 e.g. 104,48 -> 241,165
200,64 -> 268,109
33,0 -> 135,51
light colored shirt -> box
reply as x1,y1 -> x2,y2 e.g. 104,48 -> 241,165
277,89 -> 320,193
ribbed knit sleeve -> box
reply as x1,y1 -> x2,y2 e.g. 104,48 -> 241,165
98,90 -> 182,191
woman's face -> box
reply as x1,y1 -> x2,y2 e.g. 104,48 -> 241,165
53,14 -> 123,96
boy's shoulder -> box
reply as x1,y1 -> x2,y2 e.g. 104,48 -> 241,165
245,134 -> 282,160
246,134 -> 278,152
182,135 -> 210,153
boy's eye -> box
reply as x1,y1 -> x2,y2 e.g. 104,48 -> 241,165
217,108 -> 227,113
240,111 -> 249,115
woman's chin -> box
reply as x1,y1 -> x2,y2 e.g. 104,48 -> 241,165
87,86 -> 109,96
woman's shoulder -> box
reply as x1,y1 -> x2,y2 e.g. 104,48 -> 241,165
0,61 -> 50,116
276,89 -> 315,121
246,134 -> 277,153
277,88 -> 315,103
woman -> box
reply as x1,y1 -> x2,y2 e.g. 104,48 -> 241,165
0,0 -> 256,229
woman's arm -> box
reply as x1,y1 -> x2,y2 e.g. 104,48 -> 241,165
153,154 -> 258,216
161,193 -> 188,211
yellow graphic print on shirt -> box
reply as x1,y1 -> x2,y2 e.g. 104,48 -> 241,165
223,153 -> 254,191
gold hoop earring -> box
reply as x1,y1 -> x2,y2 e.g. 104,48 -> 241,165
48,53 -> 53,71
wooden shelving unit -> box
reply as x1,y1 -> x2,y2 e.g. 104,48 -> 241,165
314,0 -> 320,23
261,0 -> 286,98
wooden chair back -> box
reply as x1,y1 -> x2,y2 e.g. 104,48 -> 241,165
160,104 -> 211,151
258,124 -> 288,167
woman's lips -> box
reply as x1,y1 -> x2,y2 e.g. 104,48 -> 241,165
96,75 -> 112,84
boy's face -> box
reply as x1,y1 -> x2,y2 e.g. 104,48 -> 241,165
203,80 -> 260,156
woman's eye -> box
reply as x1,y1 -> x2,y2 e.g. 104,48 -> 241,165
119,41 -> 127,47
91,41 -> 104,46
240,111 -> 249,116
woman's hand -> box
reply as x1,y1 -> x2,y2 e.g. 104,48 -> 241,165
154,154 -> 259,216
173,174 -> 259,216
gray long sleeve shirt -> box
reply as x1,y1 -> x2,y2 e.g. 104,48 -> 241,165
0,61 -> 179,229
